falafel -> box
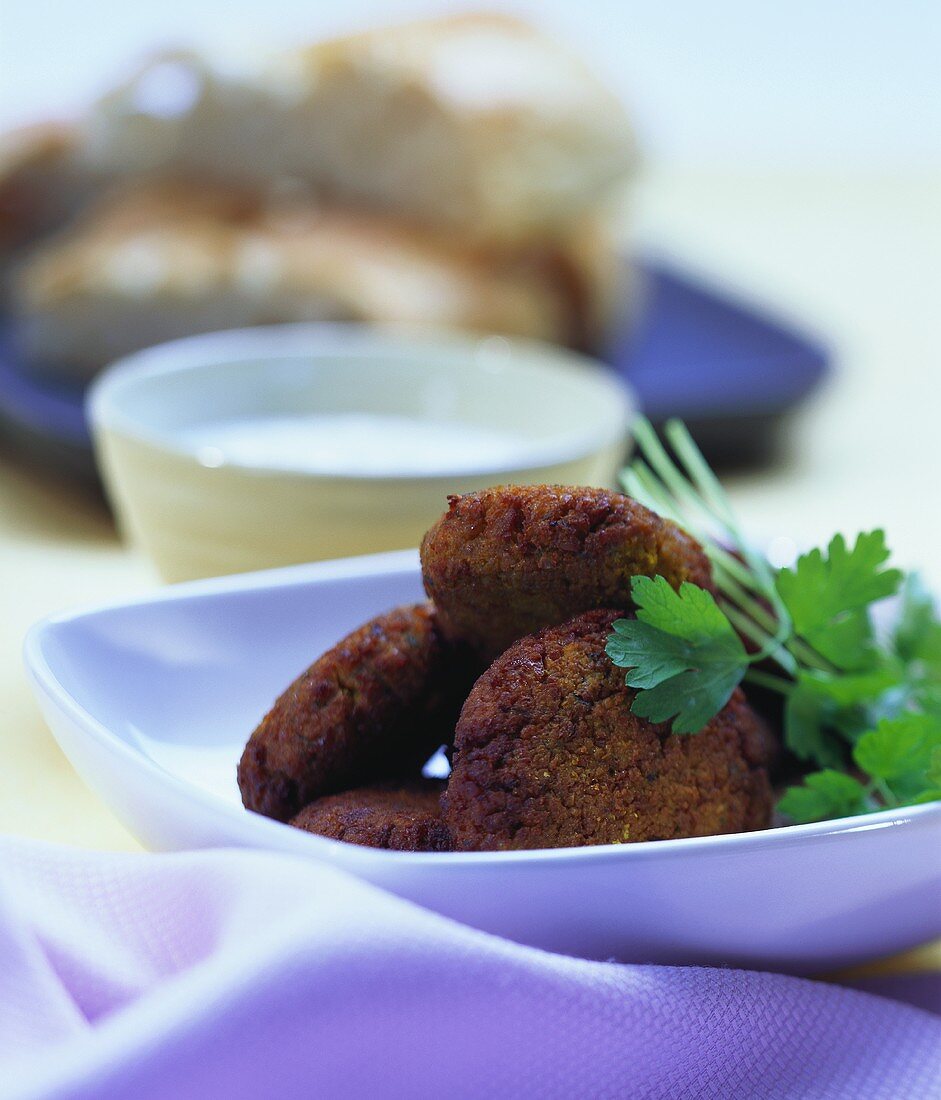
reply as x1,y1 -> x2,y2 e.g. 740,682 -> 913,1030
290,782 -> 450,851
444,609 -> 774,850
238,603 -> 475,822
421,485 -> 714,661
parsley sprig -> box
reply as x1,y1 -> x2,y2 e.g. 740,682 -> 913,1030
605,417 -> 941,823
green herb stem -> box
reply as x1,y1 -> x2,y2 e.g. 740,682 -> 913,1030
630,420 -> 711,525
621,465 -> 681,525
870,777 -> 897,809
785,636 -> 841,676
712,564 -> 795,667
663,420 -> 738,529
700,537 -> 834,674
708,544 -> 774,600
720,606 -> 795,675
743,667 -> 796,694
626,419 -> 797,669
662,420 -> 792,621
712,563 -> 778,631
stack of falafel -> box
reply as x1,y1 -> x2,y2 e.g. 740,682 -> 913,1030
238,485 -> 776,851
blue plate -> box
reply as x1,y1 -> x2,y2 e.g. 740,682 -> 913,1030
0,260 -> 829,485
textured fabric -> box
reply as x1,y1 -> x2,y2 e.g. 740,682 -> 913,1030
0,838 -> 938,1100
847,973 -> 941,1016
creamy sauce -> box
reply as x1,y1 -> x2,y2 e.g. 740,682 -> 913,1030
184,413 -> 536,476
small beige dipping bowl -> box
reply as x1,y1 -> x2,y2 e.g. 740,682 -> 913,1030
89,325 -> 636,582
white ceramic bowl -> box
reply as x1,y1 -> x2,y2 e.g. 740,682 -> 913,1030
24,551 -> 941,973
88,325 -> 635,582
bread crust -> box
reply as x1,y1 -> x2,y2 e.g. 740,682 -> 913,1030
13,182 -> 617,375
84,15 -> 637,243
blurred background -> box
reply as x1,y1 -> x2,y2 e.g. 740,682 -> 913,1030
1,1 -> 939,845
4,2 -> 938,172
2,0 -> 938,565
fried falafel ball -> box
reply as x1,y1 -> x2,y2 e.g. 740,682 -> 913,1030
444,609 -> 774,850
291,782 -> 450,851
238,603 -> 476,822
421,485 -> 714,661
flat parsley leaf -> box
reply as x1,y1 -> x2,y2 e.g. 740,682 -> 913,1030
783,680 -> 847,767
782,664 -> 905,767
909,789 -> 941,805
918,686 -> 941,719
605,576 -> 749,734
606,619 -> 702,690
776,531 -> 903,670
892,574 -> 941,716
778,770 -> 870,824
853,714 -> 941,785
783,709 -> 941,820
894,574 -> 941,669
928,747 -> 941,789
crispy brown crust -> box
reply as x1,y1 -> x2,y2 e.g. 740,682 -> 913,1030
421,485 -> 714,661
238,603 -> 476,822
290,783 -> 450,851
444,609 -> 774,850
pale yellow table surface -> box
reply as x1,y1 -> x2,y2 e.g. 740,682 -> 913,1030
1,168 -> 938,975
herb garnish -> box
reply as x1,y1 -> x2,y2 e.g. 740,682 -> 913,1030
605,417 -> 941,823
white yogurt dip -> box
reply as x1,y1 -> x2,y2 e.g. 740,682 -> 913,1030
183,413 -> 536,476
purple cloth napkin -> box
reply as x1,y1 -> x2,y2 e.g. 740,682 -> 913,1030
1,837 -> 938,1100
